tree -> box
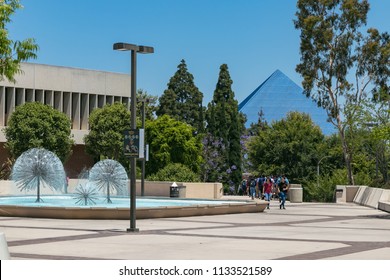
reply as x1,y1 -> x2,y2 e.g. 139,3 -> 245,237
247,109 -> 268,136
294,0 -> 389,185
0,0 -> 38,81
248,111 -> 325,182
156,59 -> 204,133
136,89 -> 158,124
84,102 -> 130,165
145,115 -> 202,176
4,102 -> 73,162
205,64 -> 243,190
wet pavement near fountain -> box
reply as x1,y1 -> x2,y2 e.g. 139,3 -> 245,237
1,199 -> 390,260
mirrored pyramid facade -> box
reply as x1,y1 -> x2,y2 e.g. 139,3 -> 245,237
238,70 -> 335,135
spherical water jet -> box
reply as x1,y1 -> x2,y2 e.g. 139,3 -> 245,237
11,148 -> 66,202
74,183 -> 100,206
88,159 -> 128,203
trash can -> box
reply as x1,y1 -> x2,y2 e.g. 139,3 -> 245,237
288,185 -> 303,203
335,187 -> 344,203
169,185 -> 186,198
170,186 -> 179,197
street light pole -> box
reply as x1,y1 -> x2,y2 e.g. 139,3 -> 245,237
317,155 -> 331,188
113,42 -> 154,232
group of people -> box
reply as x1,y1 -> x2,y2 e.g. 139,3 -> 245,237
239,175 -> 290,210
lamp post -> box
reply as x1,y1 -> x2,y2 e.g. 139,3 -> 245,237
317,155 -> 331,188
113,42 -> 154,232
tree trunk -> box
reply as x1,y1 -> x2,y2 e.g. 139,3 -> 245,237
338,124 -> 355,185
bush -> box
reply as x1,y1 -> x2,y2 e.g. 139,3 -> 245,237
303,169 -> 348,202
147,163 -> 200,182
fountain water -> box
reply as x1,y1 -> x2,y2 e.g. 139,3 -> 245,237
88,159 -> 128,203
2,153 -> 266,219
11,148 -> 65,202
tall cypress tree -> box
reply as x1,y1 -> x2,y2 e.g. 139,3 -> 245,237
156,59 -> 204,133
205,64 -> 242,191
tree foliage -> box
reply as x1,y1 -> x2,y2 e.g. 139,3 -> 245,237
4,102 -> 73,162
248,111 -> 325,182
156,59 -> 204,133
294,0 -> 389,185
205,64 -> 243,189
0,0 -> 38,82
84,102 -> 130,165
145,115 -> 202,176
147,163 -> 200,182
136,89 -> 158,124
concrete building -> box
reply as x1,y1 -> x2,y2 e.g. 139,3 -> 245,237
0,62 -> 131,177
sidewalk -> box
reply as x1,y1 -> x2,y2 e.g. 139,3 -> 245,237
1,200 -> 390,259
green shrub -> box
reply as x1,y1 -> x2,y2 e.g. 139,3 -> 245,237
303,169 -> 348,202
147,163 -> 200,182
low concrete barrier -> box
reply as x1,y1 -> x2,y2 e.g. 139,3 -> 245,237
288,184 -> 303,203
337,185 -> 390,213
354,186 -> 384,208
335,185 -> 360,203
0,200 -> 268,219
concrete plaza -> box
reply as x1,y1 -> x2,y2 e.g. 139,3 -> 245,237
1,199 -> 390,260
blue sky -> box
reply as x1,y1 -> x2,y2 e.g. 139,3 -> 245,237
9,0 -> 390,104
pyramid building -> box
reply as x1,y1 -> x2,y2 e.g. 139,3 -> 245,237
238,70 -> 335,135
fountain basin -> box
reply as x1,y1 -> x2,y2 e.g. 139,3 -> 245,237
0,195 -> 267,219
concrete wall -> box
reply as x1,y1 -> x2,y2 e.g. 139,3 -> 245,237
0,180 -> 224,200
0,63 -> 130,96
335,185 -> 360,203
352,186 -> 390,210
336,185 -> 390,213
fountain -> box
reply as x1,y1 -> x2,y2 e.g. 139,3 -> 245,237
88,159 -> 128,203
0,151 -> 267,219
73,183 -> 100,206
11,148 -> 65,202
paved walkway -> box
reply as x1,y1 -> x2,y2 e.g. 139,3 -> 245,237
1,199 -> 390,260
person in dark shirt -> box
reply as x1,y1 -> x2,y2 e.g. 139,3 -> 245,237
277,176 -> 289,209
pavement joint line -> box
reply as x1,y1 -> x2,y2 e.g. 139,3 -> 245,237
276,241 -> 390,260
7,231 -> 122,247
6,219 -> 390,247
2,202 -> 390,260
4,212 -> 390,247
10,252 -> 113,260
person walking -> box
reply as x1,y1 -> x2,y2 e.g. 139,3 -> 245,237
249,177 -> 256,200
277,176 -> 289,209
262,177 -> 273,209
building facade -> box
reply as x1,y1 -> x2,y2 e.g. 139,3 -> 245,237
239,69 -> 335,135
0,62 -> 131,177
